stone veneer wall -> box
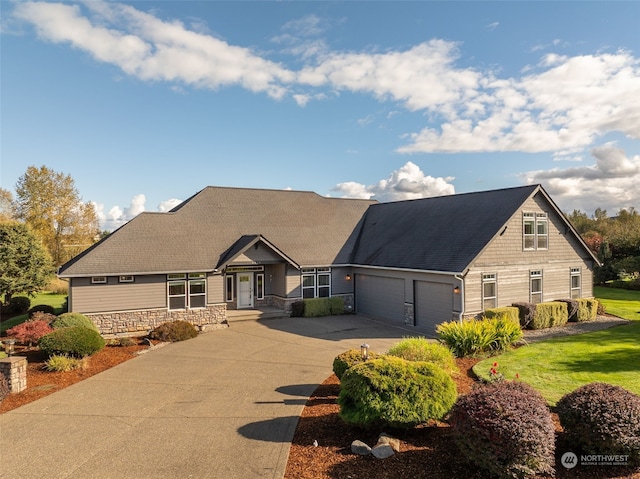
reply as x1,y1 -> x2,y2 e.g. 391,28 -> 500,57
0,356 -> 27,393
87,304 -> 228,336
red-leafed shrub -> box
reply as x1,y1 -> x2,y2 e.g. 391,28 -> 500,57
450,381 -> 555,478
6,320 -> 53,347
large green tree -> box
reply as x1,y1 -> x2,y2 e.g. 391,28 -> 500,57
0,222 -> 54,305
0,188 -> 15,222
14,165 -> 100,266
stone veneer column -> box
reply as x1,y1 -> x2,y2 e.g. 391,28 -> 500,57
0,356 -> 27,393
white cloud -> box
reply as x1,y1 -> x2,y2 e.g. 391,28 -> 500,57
93,193 -> 147,231
521,143 -> 640,214
332,161 -> 455,201
158,198 -> 182,212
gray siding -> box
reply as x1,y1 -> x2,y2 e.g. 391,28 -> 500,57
331,267 -> 354,295
465,193 -> 596,316
285,265 -> 302,298
70,275 -> 166,313
207,274 -> 224,304
232,243 -> 283,264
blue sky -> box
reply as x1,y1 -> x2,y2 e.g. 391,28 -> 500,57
2,1 -> 639,231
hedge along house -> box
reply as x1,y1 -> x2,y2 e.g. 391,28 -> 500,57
58,184 -> 599,336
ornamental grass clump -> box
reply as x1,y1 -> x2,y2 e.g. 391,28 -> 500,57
338,356 -> 457,429
436,315 -> 522,358
556,382 -> 640,465
332,349 -> 380,380
149,320 -> 198,342
450,381 -> 555,479
39,326 -> 105,358
44,354 -> 89,372
386,337 -> 458,376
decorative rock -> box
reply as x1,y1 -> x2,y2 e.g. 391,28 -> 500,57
371,443 -> 395,459
377,433 -> 401,452
351,440 -> 372,456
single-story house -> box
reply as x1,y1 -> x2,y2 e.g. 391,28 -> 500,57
58,184 -> 600,336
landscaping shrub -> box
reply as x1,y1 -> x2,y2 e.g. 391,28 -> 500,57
576,298 -> 598,321
6,320 -> 53,347
290,300 -> 304,317
338,356 -> 457,429
52,312 -> 99,332
328,296 -> 345,315
106,337 -> 137,347
554,299 -> 579,322
302,298 -> 331,317
436,316 -> 522,358
597,301 -> 607,316
0,374 -> 9,402
512,302 -> 536,329
149,320 -> 198,342
39,326 -> 105,358
28,304 -> 56,319
29,311 -> 57,325
44,354 -> 88,372
556,382 -> 640,465
5,296 -> 31,314
332,349 -> 381,380
386,337 -> 458,376
483,306 -> 520,325
529,301 -> 568,329
450,381 -> 555,479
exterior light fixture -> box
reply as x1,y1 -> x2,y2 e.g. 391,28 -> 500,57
453,286 -> 461,294
4,338 -> 16,357
360,343 -> 369,360
345,274 -> 352,281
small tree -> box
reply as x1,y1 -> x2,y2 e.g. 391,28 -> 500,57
0,222 -> 54,305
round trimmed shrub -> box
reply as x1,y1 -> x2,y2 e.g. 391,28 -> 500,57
387,337 -> 458,376
338,356 -> 457,429
28,304 -> 56,318
556,382 -> 640,465
52,312 -> 99,332
332,349 -> 381,380
450,381 -> 555,479
39,326 -> 105,358
5,296 -> 31,314
149,320 -> 198,342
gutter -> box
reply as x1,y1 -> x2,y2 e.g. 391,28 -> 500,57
454,272 -> 467,322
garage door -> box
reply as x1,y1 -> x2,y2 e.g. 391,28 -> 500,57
415,281 -> 454,335
356,274 -> 405,324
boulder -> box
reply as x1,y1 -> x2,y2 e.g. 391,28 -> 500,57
351,440 -> 372,456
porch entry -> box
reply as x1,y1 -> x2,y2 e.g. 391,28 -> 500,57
237,273 -> 254,308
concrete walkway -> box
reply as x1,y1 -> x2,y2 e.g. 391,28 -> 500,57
0,315 -> 411,479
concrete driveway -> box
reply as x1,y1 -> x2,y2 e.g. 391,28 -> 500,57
0,315 -> 412,479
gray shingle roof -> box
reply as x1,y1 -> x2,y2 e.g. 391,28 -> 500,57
351,184 -> 540,272
59,187 -> 376,276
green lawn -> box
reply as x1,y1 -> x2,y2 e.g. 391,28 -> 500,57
0,292 -> 67,333
473,287 -> 640,405
594,285 -> 640,320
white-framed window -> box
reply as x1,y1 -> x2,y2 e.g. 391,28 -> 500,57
225,275 -> 234,302
256,273 -> 264,300
482,273 -> 497,310
570,268 -> 581,299
523,212 -> 549,250
301,267 -> 332,298
167,273 -> 206,310
119,275 -> 134,283
530,270 -> 543,304
91,276 -> 107,284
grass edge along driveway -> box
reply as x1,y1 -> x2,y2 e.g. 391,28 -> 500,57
474,287 -> 640,406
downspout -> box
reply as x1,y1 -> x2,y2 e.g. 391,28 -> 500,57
454,273 -> 465,322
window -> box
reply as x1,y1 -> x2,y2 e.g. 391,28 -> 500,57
256,274 -> 264,300
91,276 -> 107,284
167,273 -> 206,310
523,212 -> 548,250
482,273 -> 497,310
530,270 -> 543,304
119,275 -> 134,283
301,268 -> 332,298
225,275 -> 234,302
570,268 -> 581,299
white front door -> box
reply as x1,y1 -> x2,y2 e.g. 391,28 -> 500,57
237,273 -> 253,308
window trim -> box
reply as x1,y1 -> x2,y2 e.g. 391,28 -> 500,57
300,267 -> 332,298
482,273 -> 497,310
91,276 -> 107,284
530,270 -> 543,304
167,273 -> 207,310
225,275 -> 234,302
570,267 -> 581,299
523,211 -> 549,251
119,275 -> 134,283
256,273 -> 264,300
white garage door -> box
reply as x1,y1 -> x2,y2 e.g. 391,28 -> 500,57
415,281 -> 454,335
356,274 -> 405,324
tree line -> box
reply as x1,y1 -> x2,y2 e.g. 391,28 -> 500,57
1,165 -> 100,305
